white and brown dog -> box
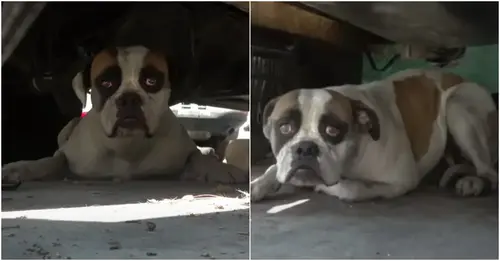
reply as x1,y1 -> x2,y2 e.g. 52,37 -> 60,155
251,69 -> 498,202
2,46 -> 248,184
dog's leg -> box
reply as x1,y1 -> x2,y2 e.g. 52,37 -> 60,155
2,151 -> 67,183
445,90 -> 498,196
182,150 -> 249,184
315,179 -> 410,202
250,164 -> 282,202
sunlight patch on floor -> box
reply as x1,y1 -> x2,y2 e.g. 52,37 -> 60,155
2,194 -> 249,223
266,198 -> 310,214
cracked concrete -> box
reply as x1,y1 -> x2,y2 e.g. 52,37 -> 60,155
2,181 -> 249,259
250,162 -> 499,259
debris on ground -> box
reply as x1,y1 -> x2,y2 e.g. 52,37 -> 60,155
108,241 -> 121,250
201,252 -> 212,258
27,243 -> 50,258
7,233 -> 15,237
146,221 -> 156,232
146,252 -> 157,256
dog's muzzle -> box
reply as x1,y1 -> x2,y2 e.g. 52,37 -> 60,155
285,140 -> 324,185
110,92 -> 151,137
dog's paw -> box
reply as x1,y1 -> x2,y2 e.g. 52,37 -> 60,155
314,182 -> 360,202
250,178 -> 281,202
2,161 -> 31,184
455,176 -> 486,197
315,184 -> 345,197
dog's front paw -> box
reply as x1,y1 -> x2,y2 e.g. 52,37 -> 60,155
250,178 -> 281,202
455,176 -> 487,197
2,161 -> 31,184
314,182 -> 358,202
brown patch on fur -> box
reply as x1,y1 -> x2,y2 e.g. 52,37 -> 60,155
268,90 -> 301,121
90,49 -> 118,82
394,74 -> 441,160
441,72 -> 464,90
143,51 -> 169,75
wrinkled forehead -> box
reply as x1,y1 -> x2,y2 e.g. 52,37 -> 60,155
271,88 -> 353,123
89,46 -> 168,81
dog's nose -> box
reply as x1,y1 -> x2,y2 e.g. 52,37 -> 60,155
116,92 -> 142,108
295,141 -> 320,158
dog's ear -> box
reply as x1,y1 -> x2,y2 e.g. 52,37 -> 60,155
72,72 -> 87,107
350,99 -> 380,141
262,97 -> 279,139
72,64 -> 92,107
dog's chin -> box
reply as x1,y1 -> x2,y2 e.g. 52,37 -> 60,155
109,118 -> 152,138
286,165 -> 324,186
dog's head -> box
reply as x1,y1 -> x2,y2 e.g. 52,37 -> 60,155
72,46 -> 170,138
262,88 -> 380,187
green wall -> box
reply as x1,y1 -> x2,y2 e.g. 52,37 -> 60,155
362,45 -> 498,93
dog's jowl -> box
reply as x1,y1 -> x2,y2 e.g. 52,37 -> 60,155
251,68 -> 498,202
2,46 -> 249,184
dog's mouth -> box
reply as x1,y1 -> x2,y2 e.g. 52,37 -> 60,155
109,114 -> 151,138
286,164 -> 324,186
120,116 -> 142,126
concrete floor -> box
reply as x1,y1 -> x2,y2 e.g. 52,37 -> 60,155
250,163 -> 499,259
2,181 -> 249,259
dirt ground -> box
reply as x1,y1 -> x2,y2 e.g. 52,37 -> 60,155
250,162 -> 499,259
2,181 -> 249,259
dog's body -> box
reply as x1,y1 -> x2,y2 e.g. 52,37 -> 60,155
251,68 -> 498,202
2,46 -> 247,184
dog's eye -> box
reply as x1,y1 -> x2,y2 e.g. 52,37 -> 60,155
280,123 -> 293,135
325,126 -> 339,137
101,81 -> 113,88
145,78 -> 157,86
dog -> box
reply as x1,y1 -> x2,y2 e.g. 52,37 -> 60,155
2,46 -> 248,185
251,68 -> 498,202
